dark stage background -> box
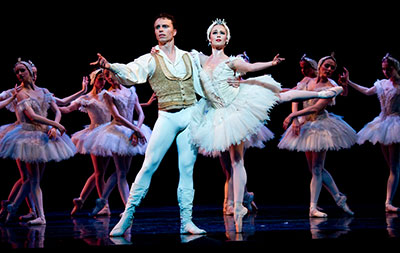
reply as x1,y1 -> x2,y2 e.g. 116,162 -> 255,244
0,2 -> 398,213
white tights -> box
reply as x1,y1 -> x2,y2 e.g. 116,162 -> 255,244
133,108 -> 197,191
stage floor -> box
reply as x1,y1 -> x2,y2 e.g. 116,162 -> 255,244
1,204 -> 400,249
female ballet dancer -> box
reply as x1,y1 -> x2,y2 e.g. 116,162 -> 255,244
278,54 -> 357,218
189,19 -> 343,232
293,54 -> 351,213
0,61 -> 88,221
85,68 -> 151,217
58,69 -> 115,216
0,59 -> 76,225
339,53 -> 400,212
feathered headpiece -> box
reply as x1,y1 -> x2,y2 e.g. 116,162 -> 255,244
207,18 -> 231,44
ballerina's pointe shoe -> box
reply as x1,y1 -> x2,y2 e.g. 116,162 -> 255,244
309,207 -> 328,218
27,216 -> 46,226
386,203 -> 400,213
71,198 -> 83,216
234,205 -> 248,233
336,194 -> 354,216
318,86 -> 343,98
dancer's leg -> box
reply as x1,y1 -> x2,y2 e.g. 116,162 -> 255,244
176,126 -> 206,234
110,113 -> 180,236
308,151 -> 328,217
229,143 -> 248,232
6,160 -> 31,223
220,152 -> 234,215
27,162 -> 46,225
113,155 -> 132,205
382,144 -> 400,212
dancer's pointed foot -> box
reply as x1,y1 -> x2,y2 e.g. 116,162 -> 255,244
71,198 -> 83,216
234,205 -> 248,233
90,198 -> 106,217
309,207 -> 328,218
5,204 -> 17,223
386,203 -> 400,213
180,221 -> 206,234
243,192 -> 255,213
97,203 -> 111,216
27,216 -> 46,226
336,194 -> 354,216
19,211 -> 37,221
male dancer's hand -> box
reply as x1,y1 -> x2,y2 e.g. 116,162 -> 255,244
90,53 -> 111,69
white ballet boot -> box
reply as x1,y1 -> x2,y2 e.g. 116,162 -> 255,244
178,188 -> 206,234
109,183 -> 148,237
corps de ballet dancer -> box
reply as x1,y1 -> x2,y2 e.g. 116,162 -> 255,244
87,68 -> 152,217
0,61 -> 88,222
278,54 -> 357,218
0,59 -> 76,225
58,69 -> 115,216
339,53 -> 400,213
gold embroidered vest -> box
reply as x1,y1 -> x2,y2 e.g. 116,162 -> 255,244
149,53 -> 197,111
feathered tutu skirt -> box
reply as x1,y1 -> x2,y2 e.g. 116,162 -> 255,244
71,123 -> 109,155
83,121 -> 152,157
278,112 -> 357,152
357,114 -> 400,145
190,78 -> 280,157
0,123 -> 76,163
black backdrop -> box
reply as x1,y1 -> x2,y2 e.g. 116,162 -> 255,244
0,2 -> 398,213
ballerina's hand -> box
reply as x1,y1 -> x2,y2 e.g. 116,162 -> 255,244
272,54 -> 285,66
81,76 -> 89,92
283,115 -> 294,130
47,127 -> 58,139
227,77 -> 241,88
90,53 -> 110,69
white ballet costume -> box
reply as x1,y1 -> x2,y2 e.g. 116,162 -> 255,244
278,81 -> 358,152
189,51 -> 280,157
357,79 -> 400,145
84,86 -> 152,157
0,89 -> 21,141
70,91 -> 112,154
0,88 -> 76,163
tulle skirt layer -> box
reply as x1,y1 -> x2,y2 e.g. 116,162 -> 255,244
0,123 -> 76,163
357,114 -> 400,145
190,83 -> 279,157
278,112 -> 357,152
83,121 -> 152,157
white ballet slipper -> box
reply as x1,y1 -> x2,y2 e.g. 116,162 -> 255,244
27,216 -> 46,226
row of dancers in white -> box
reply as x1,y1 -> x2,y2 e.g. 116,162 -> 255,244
0,14 -> 398,235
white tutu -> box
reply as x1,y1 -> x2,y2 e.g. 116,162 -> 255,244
71,124 -> 109,155
278,112 -> 357,152
84,121 -> 152,157
357,114 -> 400,145
190,80 -> 279,157
0,123 -> 76,163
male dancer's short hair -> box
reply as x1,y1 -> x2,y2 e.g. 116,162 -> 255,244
154,13 -> 177,29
